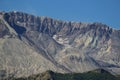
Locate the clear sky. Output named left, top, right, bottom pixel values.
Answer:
left=0, top=0, right=120, bottom=29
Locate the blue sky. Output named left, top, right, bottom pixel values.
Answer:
left=0, top=0, right=120, bottom=29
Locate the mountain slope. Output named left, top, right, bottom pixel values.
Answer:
left=0, top=11, right=120, bottom=78
left=0, top=12, right=65, bottom=78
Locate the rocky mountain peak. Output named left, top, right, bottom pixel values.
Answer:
left=3, top=11, right=114, bottom=37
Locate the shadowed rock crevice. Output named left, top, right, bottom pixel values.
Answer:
left=4, top=13, right=26, bottom=35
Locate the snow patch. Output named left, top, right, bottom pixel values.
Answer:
left=53, top=35, right=71, bottom=48
left=13, top=11, right=17, bottom=13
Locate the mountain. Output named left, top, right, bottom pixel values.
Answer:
left=0, top=11, right=120, bottom=78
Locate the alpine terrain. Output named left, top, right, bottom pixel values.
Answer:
left=0, top=11, right=120, bottom=78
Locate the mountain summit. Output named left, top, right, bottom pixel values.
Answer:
left=0, top=11, right=120, bottom=77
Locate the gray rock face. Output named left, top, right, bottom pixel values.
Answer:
left=0, top=11, right=120, bottom=77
